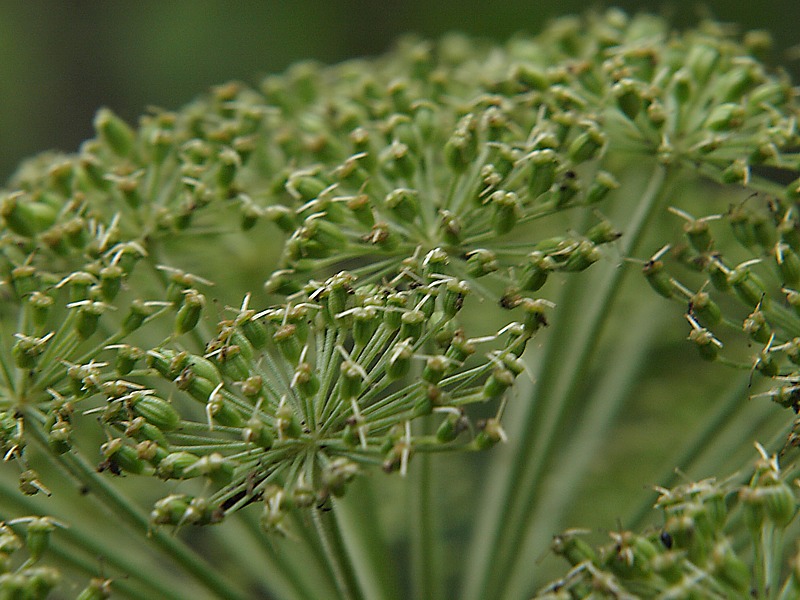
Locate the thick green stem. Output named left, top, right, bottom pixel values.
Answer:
left=463, top=162, right=670, bottom=600
left=311, top=506, right=367, bottom=600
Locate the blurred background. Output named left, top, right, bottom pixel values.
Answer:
left=1, top=0, right=798, bottom=184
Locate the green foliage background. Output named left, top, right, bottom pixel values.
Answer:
left=1, top=1, right=799, bottom=183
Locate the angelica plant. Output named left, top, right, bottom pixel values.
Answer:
left=1, top=8, right=799, bottom=599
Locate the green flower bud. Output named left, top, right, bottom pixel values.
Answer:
left=94, top=107, right=135, bottom=157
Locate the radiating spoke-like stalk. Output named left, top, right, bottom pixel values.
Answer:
left=464, top=163, right=670, bottom=600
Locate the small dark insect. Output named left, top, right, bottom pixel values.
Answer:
left=96, top=458, right=122, bottom=476
left=659, top=530, right=673, bottom=549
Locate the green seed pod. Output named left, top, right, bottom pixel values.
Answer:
left=612, top=78, right=642, bottom=120
left=445, top=331, right=475, bottom=365
left=384, top=188, right=419, bottom=221
left=473, top=418, right=505, bottom=450
left=689, top=292, right=721, bottom=326
left=688, top=327, right=720, bottom=361
left=707, top=258, right=731, bottom=291
left=10, top=265, right=39, bottom=299
left=121, top=299, right=154, bottom=334
left=276, top=403, right=302, bottom=439
left=157, top=451, right=201, bottom=480
left=101, top=439, right=146, bottom=475
left=752, top=213, right=778, bottom=251
left=217, top=147, right=241, bottom=189
left=466, top=249, right=498, bottom=278
left=346, top=194, right=375, bottom=228
left=114, top=345, right=143, bottom=376
left=727, top=205, right=757, bottom=248
left=441, top=279, right=469, bottom=318
left=710, top=543, right=749, bottom=593
left=207, top=391, right=245, bottom=428
left=130, top=394, right=179, bottom=431
left=27, top=292, right=53, bottom=329
left=721, top=159, right=749, bottom=185
left=704, top=102, right=744, bottom=131
left=686, top=43, right=720, bottom=85
left=728, top=264, right=766, bottom=307
left=48, top=420, right=71, bottom=455
left=188, top=453, right=234, bottom=486
left=561, top=240, right=601, bottom=272
left=12, top=335, right=49, bottom=370
left=150, top=494, right=212, bottom=526
left=386, top=339, right=413, bottom=380
left=551, top=531, right=597, bottom=567
left=482, top=367, right=516, bottom=400
left=263, top=205, right=298, bottom=234
left=444, top=115, right=478, bottom=172
left=243, top=416, right=274, bottom=449
left=351, top=306, right=379, bottom=347
left=340, top=361, right=364, bottom=400
left=127, top=420, right=168, bottom=448
left=585, top=218, right=621, bottom=245
left=527, top=149, right=558, bottom=198
left=273, top=324, right=302, bottom=366
left=567, top=127, right=605, bottom=163
left=74, top=301, right=105, bottom=339
left=381, top=141, right=416, bottom=179
left=94, top=107, right=135, bottom=156
left=743, top=309, right=771, bottom=344
left=76, top=577, right=113, bottom=600
left=490, top=191, right=520, bottom=235
left=1, top=192, right=58, bottom=237
left=399, top=310, right=425, bottom=342
left=175, top=289, right=205, bottom=334
left=293, top=362, right=320, bottom=398
left=651, top=234, right=681, bottom=275
left=436, top=410, right=468, bottom=443
left=322, top=458, right=358, bottom=498
left=96, top=265, right=124, bottom=302
left=24, top=518, right=57, bottom=562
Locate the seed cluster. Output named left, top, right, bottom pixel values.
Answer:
left=0, top=8, right=798, bottom=581
left=536, top=444, right=800, bottom=598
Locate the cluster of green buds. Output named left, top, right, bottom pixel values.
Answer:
left=642, top=187, right=800, bottom=418
left=0, top=2, right=798, bottom=562
left=0, top=516, right=110, bottom=599
left=535, top=443, right=800, bottom=599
